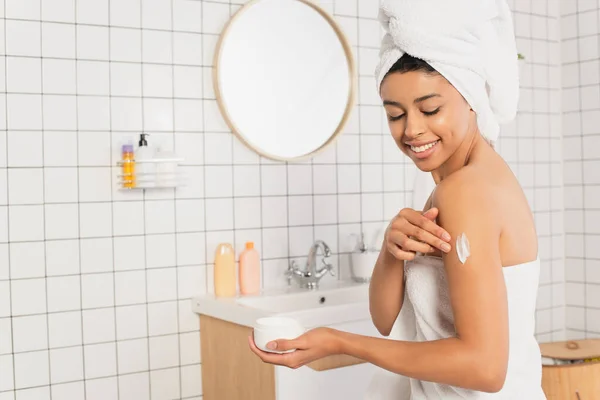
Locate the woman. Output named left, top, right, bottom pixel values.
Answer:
left=249, top=0, right=546, bottom=398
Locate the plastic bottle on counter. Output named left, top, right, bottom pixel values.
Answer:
left=239, top=241, right=260, bottom=295
left=214, top=243, right=236, bottom=297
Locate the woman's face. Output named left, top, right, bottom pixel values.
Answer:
left=380, top=70, right=476, bottom=172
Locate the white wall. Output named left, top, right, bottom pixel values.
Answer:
left=560, top=0, right=600, bottom=340
left=0, top=0, right=571, bottom=399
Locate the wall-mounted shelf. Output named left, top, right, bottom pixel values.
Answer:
left=117, top=156, right=185, bottom=190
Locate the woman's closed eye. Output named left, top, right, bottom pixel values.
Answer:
left=388, top=114, right=404, bottom=122
left=423, top=107, right=441, bottom=116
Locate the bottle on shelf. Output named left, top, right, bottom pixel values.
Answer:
left=121, top=143, right=135, bottom=189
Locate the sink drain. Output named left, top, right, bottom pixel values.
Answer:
left=319, top=297, right=326, bottom=304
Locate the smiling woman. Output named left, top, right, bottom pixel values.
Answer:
left=249, top=0, right=548, bottom=398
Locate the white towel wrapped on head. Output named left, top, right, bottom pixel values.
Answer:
left=375, top=0, right=519, bottom=143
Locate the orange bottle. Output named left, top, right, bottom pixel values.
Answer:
left=214, top=243, right=236, bottom=297
left=239, top=242, right=260, bottom=295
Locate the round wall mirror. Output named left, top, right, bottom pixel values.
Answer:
left=213, top=0, right=356, bottom=161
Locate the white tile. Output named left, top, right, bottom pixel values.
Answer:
left=0, top=318, right=11, bottom=355
left=177, top=232, right=205, bottom=266
left=118, top=372, right=150, bottom=400
left=203, top=100, right=228, bottom=132
left=173, top=0, right=202, bottom=32
left=41, top=22, right=75, bottom=58
left=42, top=95, right=77, bottom=130
left=234, top=197, right=261, bottom=229
left=8, top=169, right=43, bottom=206
left=286, top=165, right=311, bottom=195
left=6, top=21, right=41, bottom=57
left=14, top=350, right=49, bottom=389
left=260, top=165, right=287, bottom=196
left=0, top=282, right=10, bottom=317
left=9, top=205, right=44, bottom=242
left=174, top=199, right=204, bottom=233
left=86, top=377, right=118, bottom=400
left=52, top=381, right=85, bottom=400
left=115, top=270, right=146, bottom=306
left=174, top=133, right=203, bottom=166
left=110, top=62, right=142, bottom=96
left=335, top=16, right=357, bottom=47
left=44, top=168, right=78, bottom=204
left=77, top=0, right=108, bottom=25
left=584, top=160, right=600, bottom=184
left=314, top=195, right=337, bottom=225
left=0, top=244, right=7, bottom=279
left=42, top=0, right=75, bottom=23
left=112, top=202, right=144, bottom=237
left=142, top=29, right=172, bottom=64
left=179, top=331, right=200, bottom=365
left=49, top=346, right=83, bottom=384
left=580, top=35, right=599, bottom=61
left=44, top=203, right=78, bottom=240
left=177, top=265, right=206, bottom=299
left=181, top=364, right=202, bottom=398
left=110, top=0, right=140, bottom=28
left=146, top=233, right=176, bottom=268
left=234, top=165, right=260, bottom=197
left=80, top=237, right=113, bottom=274
left=260, top=196, right=287, bottom=228
left=145, top=200, right=175, bottom=234
left=147, top=268, right=177, bottom=302
left=338, top=193, right=361, bottom=223
left=84, top=343, right=117, bottom=379
left=77, top=25, right=109, bottom=61
left=81, top=273, right=114, bottom=309
left=143, top=98, right=173, bottom=132
left=205, top=198, right=234, bottom=231
left=205, top=166, right=233, bottom=198
left=587, top=308, right=600, bottom=334
left=7, top=94, right=42, bottom=130
left=338, top=164, right=360, bottom=193
left=9, top=242, right=45, bottom=279
left=313, top=165, right=337, bottom=195
left=289, top=226, right=313, bottom=258
left=149, top=334, right=179, bottom=369
left=80, top=204, right=112, bottom=239
left=261, top=227, right=288, bottom=259
left=143, top=64, right=173, bottom=98
left=148, top=301, right=178, bottom=336
left=202, top=2, right=229, bottom=34
left=173, top=32, right=203, bottom=66
left=6, top=57, right=41, bottom=93
left=79, top=167, right=111, bottom=202
left=0, top=208, right=7, bottom=244
left=43, top=132, right=77, bottom=167
left=6, top=0, right=39, bottom=19
left=114, top=236, right=145, bottom=271
left=0, top=355, right=14, bottom=391
left=77, top=60, right=110, bottom=95
left=79, top=132, right=111, bottom=167
left=45, top=240, right=79, bottom=277
left=204, top=134, right=233, bottom=167
left=150, top=368, right=180, bottom=400
left=358, top=18, right=379, bottom=48
left=360, top=135, right=383, bottom=163
left=582, top=110, right=600, bottom=135
left=288, top=196, right=312, bottom=227
left=110, top=28, right=142, bottom=62
left=335, top=0, right=356, bottom=16
left=174, top=99, right=204, bottom=132
left=116, top=304, right=147, bottom=340
left=12, top=315, right=47, bottom=352
left=48, top=311, right=82, bottom=348
left=78, top=96, right=110, bottom=130
left=110, top=98, right=143, bottom=132
left=581, top=86, right=600, bottom=110
left=142, top=0, right=172, bottom=30
left=362, top=164, right=383, bottom=192
left=117, top=339, right=149, bottom=374
left=83, top=308, right=115, bottom=344
left=337, top=135, right=360, bottom=163
left=47, top=275, right=80, bottom=312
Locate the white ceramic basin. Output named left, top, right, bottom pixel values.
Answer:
left=191, top=280, right=371, bottom=329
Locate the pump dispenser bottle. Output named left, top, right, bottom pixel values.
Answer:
left=135, top=133, right=154, bottom=185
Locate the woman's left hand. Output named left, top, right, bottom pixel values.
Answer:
left=248, top=327, right=342, bottom=369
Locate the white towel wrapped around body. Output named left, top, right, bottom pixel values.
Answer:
left=375, top=0, right=519, bottom=143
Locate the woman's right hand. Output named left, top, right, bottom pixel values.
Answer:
left=385, top=207, right=452, bottom=261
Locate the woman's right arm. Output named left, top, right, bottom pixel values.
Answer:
left=369, top=207, right=452, bottom=336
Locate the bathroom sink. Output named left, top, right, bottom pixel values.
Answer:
left=191, top=280, right=371, bottom=329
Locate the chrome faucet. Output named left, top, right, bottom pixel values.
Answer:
left=286, top=240, right=335, bottom=289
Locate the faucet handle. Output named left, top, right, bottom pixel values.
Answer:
left=322, top=259, right=335, bottom=276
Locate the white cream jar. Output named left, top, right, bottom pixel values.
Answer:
left=253, top=317, right=305, bottom=354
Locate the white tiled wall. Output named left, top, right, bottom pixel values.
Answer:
left=561, top=0, right=600, bottom=340
left=0, top=0, right=570, bottom=398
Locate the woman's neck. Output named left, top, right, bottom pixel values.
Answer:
left=431, top=130, right=484, bottom=184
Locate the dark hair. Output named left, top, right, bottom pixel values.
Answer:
left=386, top=53, right=437, bottom=77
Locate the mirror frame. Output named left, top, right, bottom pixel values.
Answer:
left=213, top=0, right=357, bottom=162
